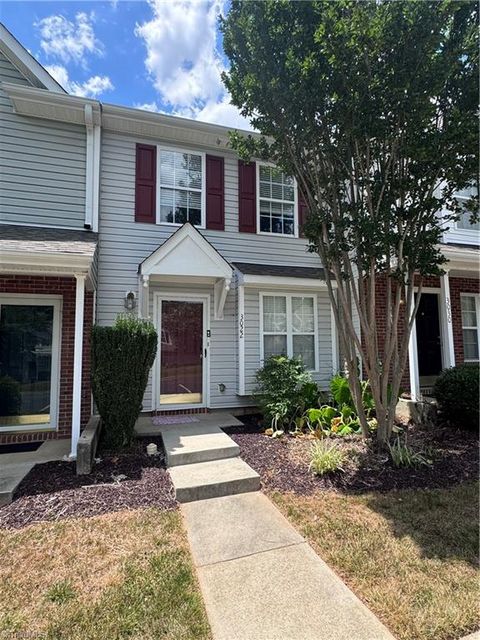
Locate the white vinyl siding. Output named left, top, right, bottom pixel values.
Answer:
left=461, top=294, right=480, bottom=362
left=0, top=52, right=87, bottom=229
left=96, top=132, right=329, bottom=409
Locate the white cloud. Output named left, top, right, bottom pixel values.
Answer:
left=36, top=12, right=102, bottom=67
left=46, top=64, right=113, bottom=98
left=135, top=0, right=253, bottom=130
left=135, top=101, right=161, bottom=112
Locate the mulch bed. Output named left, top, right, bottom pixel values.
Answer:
left=0, top=436, right=176, bottom=530
left=227, top=416, right=479, bottom=495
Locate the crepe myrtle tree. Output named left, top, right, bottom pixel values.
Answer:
left=221, top=0, right=479, bottom=445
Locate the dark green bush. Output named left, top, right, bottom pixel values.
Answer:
left=254, top=356, right=316, bottom=431
left=433, top=364, right=479, bottom=430
left=91, top=315, right=158, bottom=448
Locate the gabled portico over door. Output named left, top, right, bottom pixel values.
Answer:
left=138, top=223, right=233, bottom=411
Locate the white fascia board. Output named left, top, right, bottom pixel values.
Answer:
left=101, top=103, right=257, bottom=150
left=2, top=82, right=101, bottom=125
left=441, top=245, right=480, bottom=272
left=238, top=273, right=335, bottom=290
left=1, top=249, right=93, bottom=274
left=0, top=24, right=65, bottom=92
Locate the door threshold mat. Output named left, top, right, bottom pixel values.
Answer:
left=0, top=441, right=43, bottom=454
left=152, top=415, right=200, bottom=425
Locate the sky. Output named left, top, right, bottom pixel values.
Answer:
left=0, top=0, right=253, bottom=129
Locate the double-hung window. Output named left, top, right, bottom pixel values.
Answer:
left=461, top=294, right=480, bottom=362
left=158, top=148, right=204, bottom=226
left=455, top=186, right=479, bottom=232
left=258, top=164, right=297, bottom=236
left=261, top=293, right=318, bottom=370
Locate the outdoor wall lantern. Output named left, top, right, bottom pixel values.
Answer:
left=124, top=291, right=137, bottom=311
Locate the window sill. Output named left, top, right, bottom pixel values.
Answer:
left=256, top=230, right=298, bottom=239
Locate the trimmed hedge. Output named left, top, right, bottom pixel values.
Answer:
left=91, top=315, right=158, bottom=448
left=433, top=363, right=479, bottom=431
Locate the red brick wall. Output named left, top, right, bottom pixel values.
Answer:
left=372, top=275, right=479, bottom=393
left=0, top=275, right=94, bottom=444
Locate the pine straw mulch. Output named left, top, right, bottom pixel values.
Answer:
left=226, top=416, right=479, bottom=495
left=0, top=436, right=176, bottom=530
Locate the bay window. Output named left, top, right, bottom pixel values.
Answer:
left=261, top=293, right=318, bottom=370
left=258, top=164, right=297, bottom=236
left=158, top=148, right=204, bottom=226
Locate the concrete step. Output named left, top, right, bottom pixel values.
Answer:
left=161, top=422, right=240, bottom=467
left=0, top=462, right=34, bottom=507
left=169, top=457, right=261, bottom=503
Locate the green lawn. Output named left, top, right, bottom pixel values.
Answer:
left=0, top=508, right=211, bottom=640
left=272, top=482, right=479, bottom=640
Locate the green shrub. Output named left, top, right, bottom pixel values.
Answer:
left=433, top=364, right=479, bottom=430
left=91, top=315, right=158, bottom=449
left=0, top=375, right=21, bottom=416
left=388, top=435, right=433, bottom=468
left=309, top=440, right=346, bottom=476
left=254, top=356, right=314, bottom=431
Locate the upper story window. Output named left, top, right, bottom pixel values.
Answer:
left=258, top=164, right=297, bottom=236
left=454, top=185, right=479, bottom=232
left=159, top=148, right=204, bottom=227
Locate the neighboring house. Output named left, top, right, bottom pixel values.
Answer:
left=0, top=25, right=478, bottom=459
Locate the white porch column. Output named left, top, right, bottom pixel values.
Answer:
left=70, top=273, right=86, bottom=459
left=407, top=292, right=421, bottom=401
left=440, top=271, right=456, bottom=368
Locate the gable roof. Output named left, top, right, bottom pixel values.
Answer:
left=139, top=223, right=232, bottom=280
left=0, top=22, right=65, bottom=93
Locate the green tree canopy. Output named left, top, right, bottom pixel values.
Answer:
left=222, top=0, right=479, bottom=443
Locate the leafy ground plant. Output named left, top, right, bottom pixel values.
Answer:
left=309, top=440, right=346, bottom=476
left=388, top=435, right=433, bottom=468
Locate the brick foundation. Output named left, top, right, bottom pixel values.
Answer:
left=0, top=275, right=93, bottom=444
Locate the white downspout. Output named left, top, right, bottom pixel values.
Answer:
left=84, top=104, right=94, bottom=230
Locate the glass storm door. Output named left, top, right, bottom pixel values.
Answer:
left=160, top=300, right=204, bottom=406
left=0, top=301, right=58, bottom=428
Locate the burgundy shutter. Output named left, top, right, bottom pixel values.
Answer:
left=135, top=143, right=156, bottom=223
left=298, top=187, right=308, bottom=238
left=238, top=160, right=256, bottom=233
left=206, top=155, right=225, bottom=230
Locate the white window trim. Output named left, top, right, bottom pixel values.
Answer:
left=460, top=293, right=480, bottom=363
left=453, top=195, right=480, bottom=232
left=156, top=145, right=206, bottom=229
left=259, top=292, right=319, bottom=371
left=0, top=294, right=62, bottom=432
left=256, top=161, right=299, bottom=238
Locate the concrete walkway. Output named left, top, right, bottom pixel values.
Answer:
left=182, top=491, right=396, bottom=640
